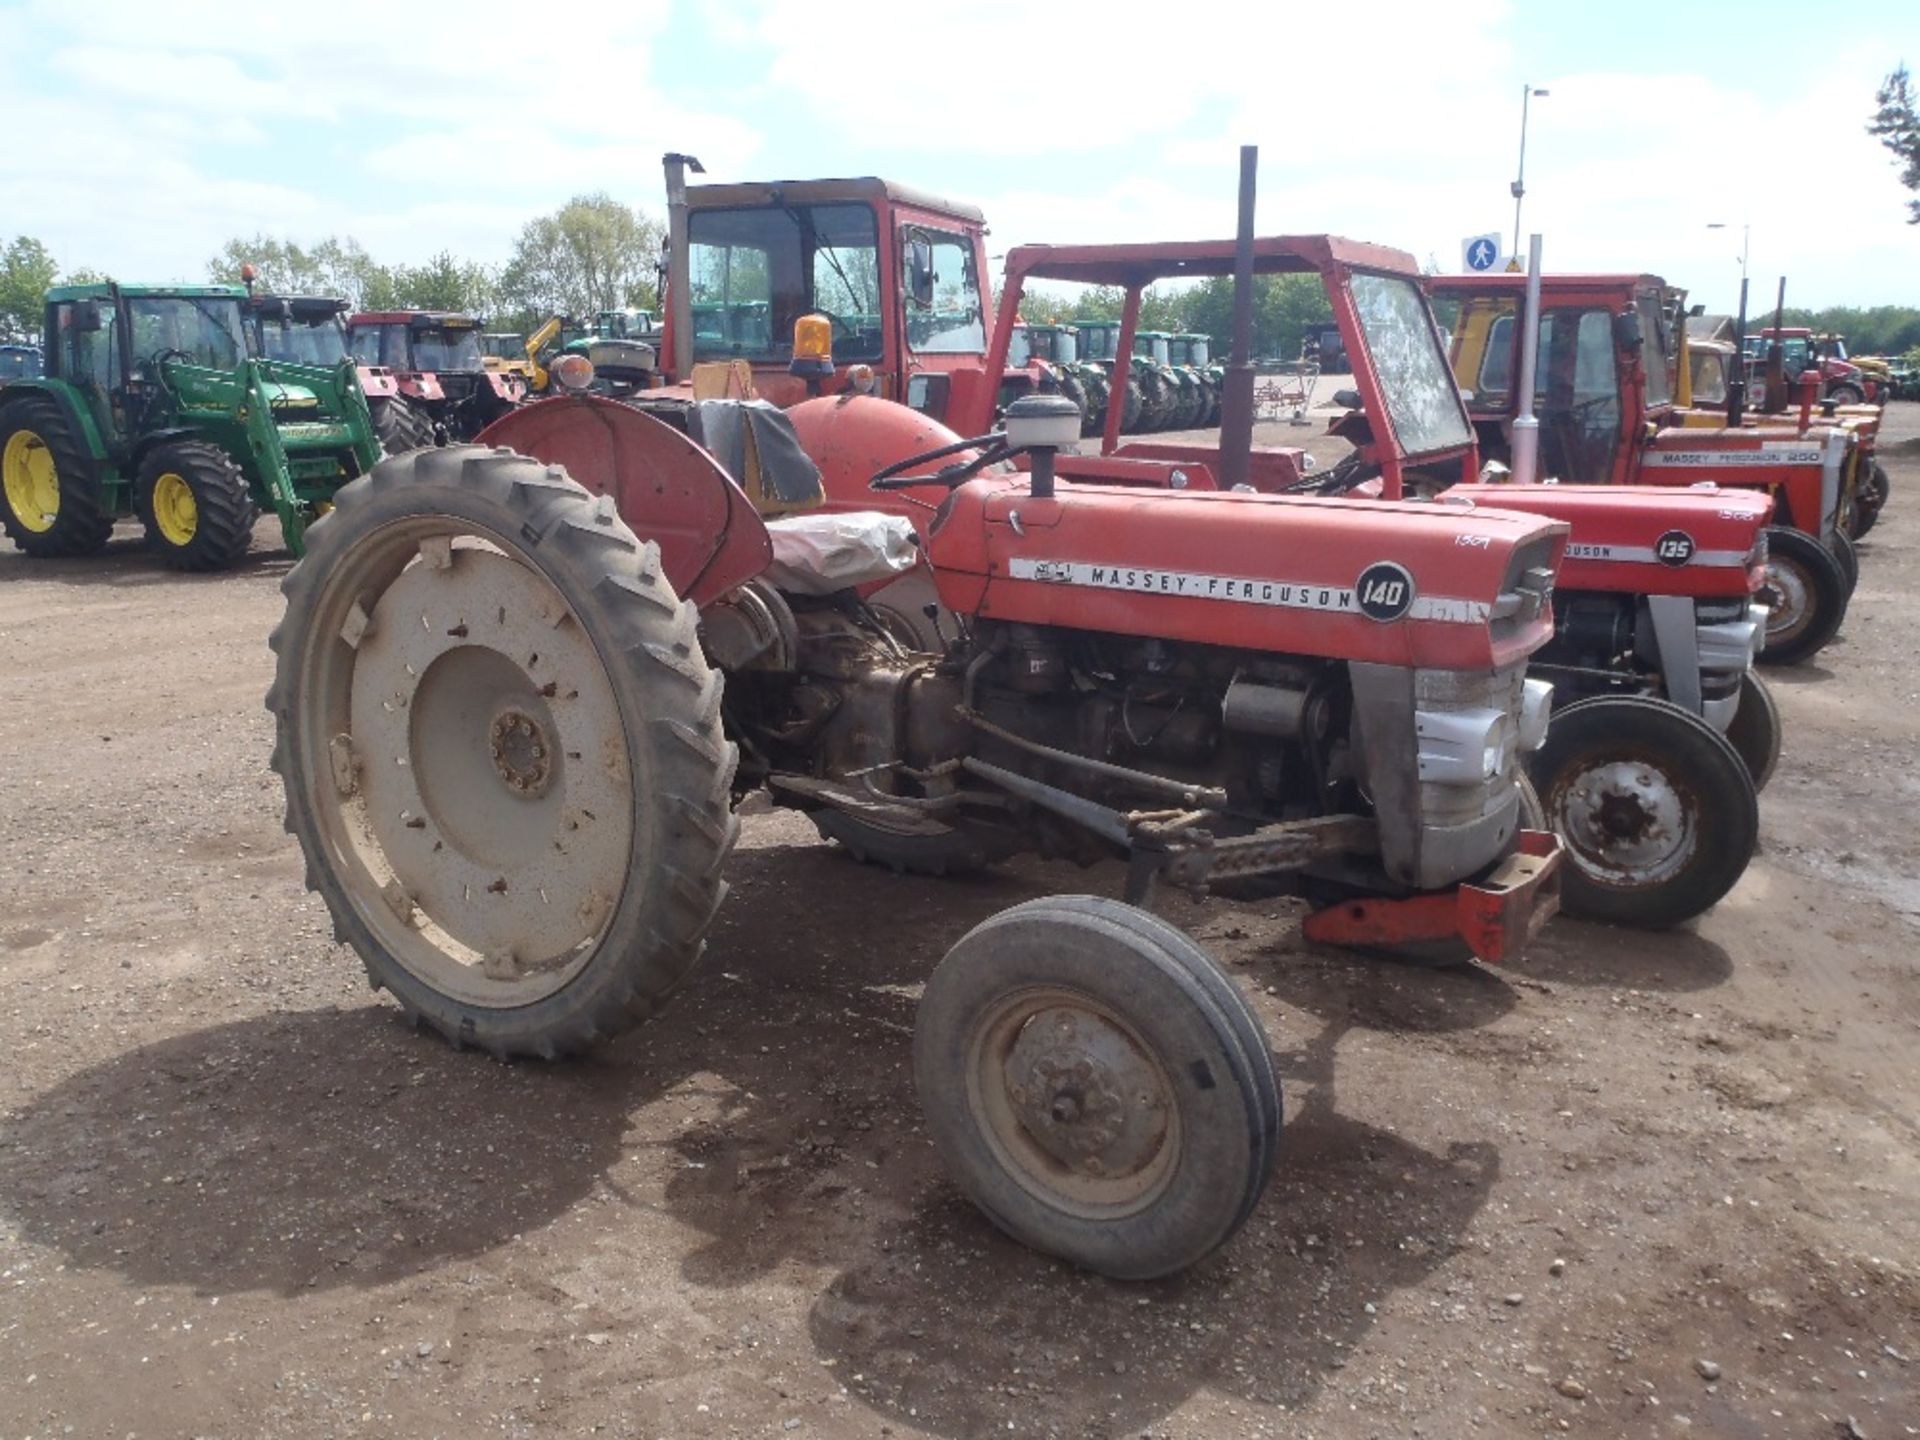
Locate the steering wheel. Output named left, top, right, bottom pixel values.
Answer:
left=150, top=347, right=193, bottom=369
left=869, top=432, right=1015, bottom=492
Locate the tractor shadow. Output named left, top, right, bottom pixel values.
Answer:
left=0, top=833, right=1499, bottom=1431
left=0, top=1003, right=648, bottom=1296
left=0, top=837, right=1048, bottom=1299
left=0, top=519, right=296, bottom=589
left=1519, top=917, right=1734, bottom=993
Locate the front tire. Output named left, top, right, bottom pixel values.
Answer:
left=0, top=393, right=113, bottom=558
left=1828, top=382, right=1865, bottom=406
left=138, top=440, right=257, bottom=571
left=1722, top=671, right=1782, bottom=793
left=267, top=444, right=739, bottom=1059
left=1528, top=694, right=1758, bottom=928
left=1758, top=525, right=1848, bottom=666
left=914, top=896, right=1278, bottom=1279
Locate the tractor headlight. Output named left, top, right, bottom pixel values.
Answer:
left=1518, top=678, right=1553, bottom=753
left=1413, top=706, right=1507, bottom=785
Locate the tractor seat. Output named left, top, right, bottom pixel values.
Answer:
left=687, top=399, right=824, bottom=516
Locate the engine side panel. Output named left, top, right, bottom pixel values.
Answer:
left=928, top=480, right=1565, bottom=672
left=1447, top=483, right=1770, bottom=599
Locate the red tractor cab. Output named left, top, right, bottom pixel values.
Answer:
left=1745, top=326, right=1871, bottom=406
left=658, top=172, right=1082, bottom=425
left=346, top=310, right=525, bottom=441
left=1432, top=272, right=1858, bottom=665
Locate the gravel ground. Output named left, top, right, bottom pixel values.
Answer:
left=2, top=406, right=1917, bottom=1439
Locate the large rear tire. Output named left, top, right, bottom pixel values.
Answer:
left=0, top=393, right=113, bottom=558
left=137, top=440, right=257, bottom=572
left=1758, top=525, right=1848, bottom=666
left=1528, top=694, right=1757, bottom=928
left=371, top=395, right=435, bottom=456
left=267, top=444, right=739, bottom=1059
left=914, top=896, right=1278, bottom=1279
left=1827, top=527, right=1859, bottom=593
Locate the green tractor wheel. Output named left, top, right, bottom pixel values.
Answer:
left=0, top=394, right=114, bottom=558
left=137, top=440, right=258, bottom=572
left=1136, top=367, right=1174, bottom=431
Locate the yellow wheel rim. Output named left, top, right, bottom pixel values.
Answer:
left=152, top=472, right=198, bottom=546
left=2, top=428, right=60, bottom=533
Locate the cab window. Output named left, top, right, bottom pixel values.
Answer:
left=59, top=304, right=120, bottom=392
left=904, top=230, right=985, bottom=355
left=686, top=202, right=880, bottom=362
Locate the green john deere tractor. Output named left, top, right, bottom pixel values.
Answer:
left=0, top=282, right=379, bottom=571
left=1167, top=333, right=1222, bottom=427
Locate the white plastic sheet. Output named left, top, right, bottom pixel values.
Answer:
left=763, top=512, right=919, bottom=595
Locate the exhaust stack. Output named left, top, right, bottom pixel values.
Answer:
left=663, top=152, right=706, bottom=380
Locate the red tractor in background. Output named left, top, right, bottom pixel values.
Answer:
left=1745, top=326, right=1874, bottom=405
left=804, top=235, right=1772, bottom=929
left=345, top=309, right=526, bottom=441
left=1431, top=272, right=1861, bottom=666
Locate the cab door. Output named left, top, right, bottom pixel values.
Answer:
left=1536, top=307, right=1621, bottom=484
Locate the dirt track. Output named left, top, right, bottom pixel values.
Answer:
left=2, top=412, right=1918, bottom=1439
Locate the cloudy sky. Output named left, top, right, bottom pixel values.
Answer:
left=1, top=0, right=1914, bottom=314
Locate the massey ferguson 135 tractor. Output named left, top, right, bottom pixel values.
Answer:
left=268, top=202, right=1572, bottom=1277
left=242, top=289, right=435, bottom=456
left=1, top=281, right=379, bottom=568
left=1432, top=272, right=1860, bottom=667
left=346, top=309, right=525, bottom=441
left=818, top=235, right=1775, bottom=928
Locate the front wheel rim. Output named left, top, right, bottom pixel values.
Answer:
left=1548, top=756, right=1698, bottom=890
left=151, top=472, right=198, bottom=545
left=3, top=429, right=59, bottom=532
left=1760, top=558, right=1813, bottom=648
left=965, top=985, right=1182, bottom=1218
left=296, top=519, right=637, bottom=1009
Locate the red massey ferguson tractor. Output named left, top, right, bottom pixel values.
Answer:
left=1431, top=272, right=1862, bottom=666
left=345, top=309, right=525, bottom=441
left=812, top=236, right=1776, bottom=928
left=265, top=275, right=1573, bottom=1278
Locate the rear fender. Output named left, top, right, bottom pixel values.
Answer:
left=476, top=394, right=771, bottom=607
left=357, top=365, right=399, bottom=400
left=0, top=377, right=113, bottom=465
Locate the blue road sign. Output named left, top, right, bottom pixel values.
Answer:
left=1463, top=234, right=1502, bottom=272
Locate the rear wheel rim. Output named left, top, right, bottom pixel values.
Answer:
left=2, top=428, right=59, bottom=532
left=1548, top=755, right=1697, bottom=891
left=151, top=472, right=198, bottom=545
left=298, top=520, right=636, bottom=1008
left=965, top=985, right=1182, bottom=1218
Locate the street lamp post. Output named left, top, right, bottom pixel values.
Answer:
left=1706, top=220, right=1751, bottom=284
left=1510, top=84, right=1549, bottom=260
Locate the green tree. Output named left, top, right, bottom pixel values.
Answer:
left=497, top=194, right=663, bottom=329
left=1182, top=273, right=1333, bottom=360
left=0, top=236, right=60, bottom=341
left=1869, top=63, right=1920, bottom=223
left=388, top=251, right=497, bottom=314
left=208, top=234, right=395, bottom=308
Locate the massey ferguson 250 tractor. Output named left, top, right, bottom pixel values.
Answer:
left=346, top=309, right=525, bottom=442
left=817, top=234, right=1773, bottom=929
left=1432, top=272, right=1861, bottom=667
left=267, top=182, right=1571, bottom=1278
